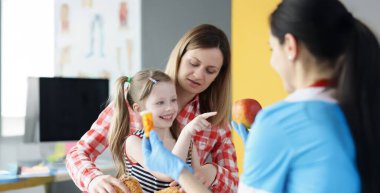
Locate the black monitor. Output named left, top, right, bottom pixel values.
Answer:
left=24, top=77, right=109, bottom=142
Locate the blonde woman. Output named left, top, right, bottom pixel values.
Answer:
left=66, top=24, right=238, bottom=193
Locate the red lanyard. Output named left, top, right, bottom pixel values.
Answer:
left=308, top=79, right=332, bottom=87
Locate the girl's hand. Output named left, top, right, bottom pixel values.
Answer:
left=88, top=174, right=130, bottom=193
left=183, top=112, right=217, bottom=136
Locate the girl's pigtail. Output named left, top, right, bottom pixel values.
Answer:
left=109, top=76, right=132, bottom=177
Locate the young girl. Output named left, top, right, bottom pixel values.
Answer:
left=109, top=70, right=215, bottom=193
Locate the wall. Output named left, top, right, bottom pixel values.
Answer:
left=341, top=0, right=380, bottom=39
left=141, top=0, right=231, bottom=70
left=231, top=0, right=283, bottom=174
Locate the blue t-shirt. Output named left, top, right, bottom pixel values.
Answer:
left=239, top=88, right=360, bottom=193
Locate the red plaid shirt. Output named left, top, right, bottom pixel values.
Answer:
left=66, top=96, right=239, bottom=193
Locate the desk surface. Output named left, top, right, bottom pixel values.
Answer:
left=0, top=164, right=115, bottom=191
left=0, top=176, right=54, bottom=191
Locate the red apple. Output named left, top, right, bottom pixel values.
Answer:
left=232, top=98, right=262, bottom=128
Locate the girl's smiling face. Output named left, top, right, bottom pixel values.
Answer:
left=143, top=81, right=178, bottom=130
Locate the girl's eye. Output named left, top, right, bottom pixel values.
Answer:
left=171, top=98, right=177, bottom=103
left=156, top=101, right=164, bottom=105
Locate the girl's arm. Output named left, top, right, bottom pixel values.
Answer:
left=171, top=128, right=193, bottom=161
left=172, top=112, right=217, bottom=161
left=191, top=144, right=201, bottom=171
left=125, top=135, right=173, bottom=182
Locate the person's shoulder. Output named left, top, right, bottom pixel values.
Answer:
left=255, top=101, right=294, bottom=122
left=126, top=130, right=144, bottom=147
left=300, top=100, right=341, bottom=114
left=133, top=129, right=145, bottom=136
left=253, top=100, right=316, bottom=133
left=258, top=100, right=340, bottom=121
left=254, top=100, right=344, bottom=141
left=127, top=129, right=144, bottom=140
left=249, top=101, right=291, bottom=138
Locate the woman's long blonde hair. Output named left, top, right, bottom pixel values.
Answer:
left=108, top=70, right=179, bottom=177
left=165, top=24, right=232, bottom=126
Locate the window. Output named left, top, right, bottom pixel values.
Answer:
left=1, top=0, right=54, bottom=136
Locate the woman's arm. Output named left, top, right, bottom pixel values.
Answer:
left=193, top=124, right=239, bottom=193
left=66, top=103, right=114, bottom=191
left=66, top=102, right=138, bottom=192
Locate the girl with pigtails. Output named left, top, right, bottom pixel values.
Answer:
left=109, top=70, right=215, bottom=193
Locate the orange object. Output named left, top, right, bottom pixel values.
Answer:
left=140, top=111, right=154, bottom=138
left=232, top=98, right=262, bottom=128
left=115, top=175, right=143, bottom=193
left=155, top=186, right=181, bottom=193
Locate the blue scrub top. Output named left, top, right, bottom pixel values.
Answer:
left=239, top=88, right=360, bottom=193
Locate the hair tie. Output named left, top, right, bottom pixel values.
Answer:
left=127, top=76, right=132, bottom=83
left=124, top=76, right=132, bottom=93
left=124, top=76, right=132, bottom=87
left=148, top=77, right=158, bottom=84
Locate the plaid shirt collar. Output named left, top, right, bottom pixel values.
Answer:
left=176, top=95, right=200, bottom=127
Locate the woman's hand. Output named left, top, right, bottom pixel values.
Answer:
left=182, top=112, right=217, bottom=136
left=88, top=174, right=130, bottom=193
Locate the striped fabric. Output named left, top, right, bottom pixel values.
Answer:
left=124, top=130, right=192, bottom=193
